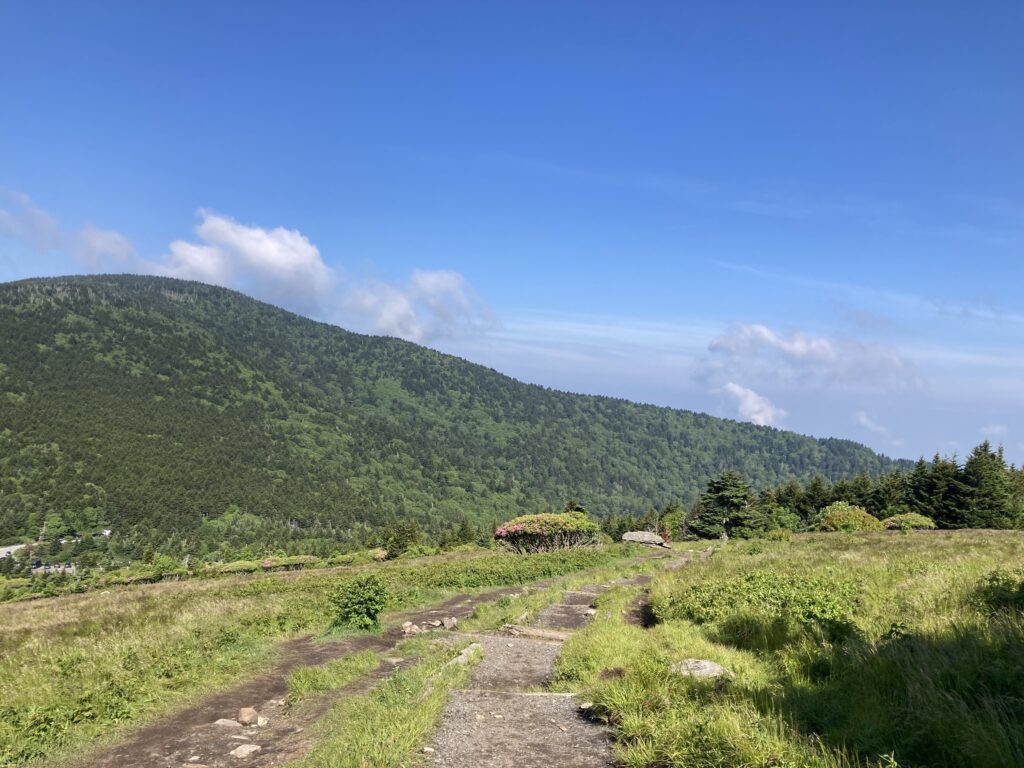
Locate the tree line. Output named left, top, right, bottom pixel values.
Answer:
left=602, top=440, right=1024, bottom=540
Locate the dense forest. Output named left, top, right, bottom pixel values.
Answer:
left=0, top=275, right=906, bottom=561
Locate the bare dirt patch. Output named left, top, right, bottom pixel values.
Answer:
left=463, top=635, right=562, bottom=691
left=427, top=690, right=612, bottom=768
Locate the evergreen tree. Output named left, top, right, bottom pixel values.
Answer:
left=963, top=442, right=1014, bottom=528
left=689, top=470, right=761, bottom=539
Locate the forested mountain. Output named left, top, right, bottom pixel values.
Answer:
left=0, top=275, right=906, bottom=556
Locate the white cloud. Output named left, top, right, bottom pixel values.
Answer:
left=981, top=424, right=1008, bottom=438
left=0, top=190, right=66, bottom=252
left=705, top=322, right=924, bottom=391
left=343, top=268, right=494, bottom=342
left=722, top=382, right=786, bottom=426
left=153, top=210, right=335, bottom=313
left=855, top=410, right=890, bottom=435
left=76, top=224, right=137, bottom=264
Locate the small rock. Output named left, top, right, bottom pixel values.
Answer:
left=256, top=716, right=269, bottom=727
left=385, top=657, right=405, bottom=664
left=515, top=611, right=529, bottom=622
left=402, top=621, right=413, bottom=629
left=188, top=758, right=201, bottom=763
left=442, top=616, right=458, bottom=630
left=428, top=619, right=443, bottom=627
left=214, top=718, right=243, bottom=728
left=670, top=658, right=735, bottom=680
left=237, top=707, right=258, bottom=726
left=578, top=701, right=595, bottom=711
left=228, top=734, right=251, bottom=741
left=584, top=608, right=597, bottom=616
left=423, top=746, right=435, bottom=753
left=229, top=744, right=262, bottom=759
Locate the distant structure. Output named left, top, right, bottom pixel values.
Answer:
left=0, top=544, right=26, bottom=559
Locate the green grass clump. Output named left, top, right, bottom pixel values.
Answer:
left=559, top=531, right=1024, bottom=768
left=288, top=637, right=479, bottom=768
left=286, top=651, right=380, bottom=705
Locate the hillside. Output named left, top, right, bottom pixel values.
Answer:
left=0, top=275, right=904, bottom=554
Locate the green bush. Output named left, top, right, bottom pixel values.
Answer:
left=812, top=502, right=884, bottom=532
left=882, top=512, right=937, bottom=530
left=329, top=574, right=390, bottom=630
left=494, top=512, right=601, bottom=553
left=972, top=567, right=1024, bottom=612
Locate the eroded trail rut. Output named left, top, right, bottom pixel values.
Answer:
left=426, top=576, right=646, bottom=768
left=75, top=585, right=531, bottom=768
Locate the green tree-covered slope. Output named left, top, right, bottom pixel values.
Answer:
left=0, top=275, right=905, bottom=552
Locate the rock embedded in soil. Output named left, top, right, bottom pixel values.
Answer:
left=229, top=744, right=262, bottom=759
left=237, top=707, right=258, bottom=725
left=214, top=718, right=243, bottom=728
left=670, top=659, right=735, bottom=680
left=622, top=531, right=668, bottom=547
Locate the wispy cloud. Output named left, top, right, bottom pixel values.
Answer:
left=854, top=411, right=904, bottom=447
left=1, top=189, right=98, bottom=256
left=723, top=382, right=786, bottom=426
left=703, top=322, right=925, bottom=392
left=343, top=269, right=494, bottom=342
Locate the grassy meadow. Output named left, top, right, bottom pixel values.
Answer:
left=0, top=546, right=630, bottom=768
left=555, top=531, right=1024, bottom=768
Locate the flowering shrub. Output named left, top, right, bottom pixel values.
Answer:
left=882, top=513, right=937, bottom=530
left=494, top=511, right=601, bottom=553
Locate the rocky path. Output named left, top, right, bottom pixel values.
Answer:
left=73, top=585, right=537, bottom=768
left=426, top=577, right=648, bottom=768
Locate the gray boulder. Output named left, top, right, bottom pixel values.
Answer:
left=622, top=531, right=668, bottom=547
left=670, top=658, right=735, bottom=680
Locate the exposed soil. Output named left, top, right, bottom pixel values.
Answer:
left=427, top=560, right=691, bottom=768
left=461, top=634, right=562, bottom=691
left=428, top=691, right=612, bottom=768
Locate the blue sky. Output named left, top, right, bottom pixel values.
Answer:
left=2, top=1, right=1022, bottom=464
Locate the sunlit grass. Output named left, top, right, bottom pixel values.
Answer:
left=556, top=531, right=1024, bottom=768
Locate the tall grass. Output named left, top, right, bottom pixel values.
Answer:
left=557, top=531, right=1024, bottom=768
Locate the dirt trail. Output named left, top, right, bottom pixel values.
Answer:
left=73, top=585, right=532, bottom=768
left=426, top=567, right=679, bottom=768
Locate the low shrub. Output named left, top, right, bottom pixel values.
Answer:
left=882, top=512, right=937, bottom=530
left=494, top=512, right=601, bottom=553
left=812, top=502, right=884, bottom=532
left=653, top=570, right=860, bottom=642
left=329, top=574, right=390, bottom=630
left=972, top=567, right=1024, bottom=612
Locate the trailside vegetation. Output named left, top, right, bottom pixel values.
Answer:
left=494, top=511, right=601, bottom=553
left=556, top=531, right=1024, bottom=768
